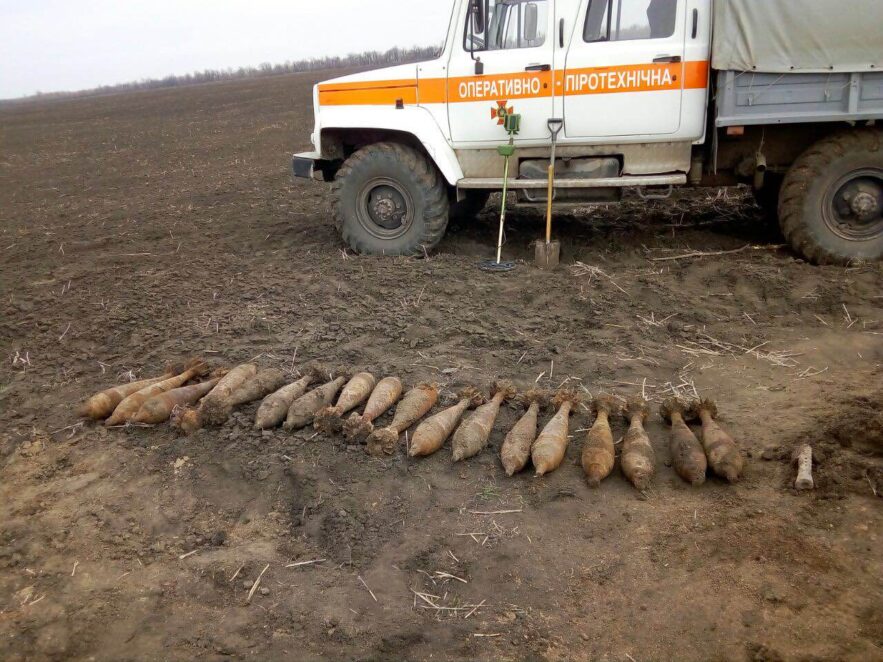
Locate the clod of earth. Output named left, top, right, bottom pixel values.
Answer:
left=533, top=390, right=581, bottom=477
left=104, top=359, right=209, bottom=427
left=254, top=370, right=318, bottom=430
left=198, top=363, right=258, bottom=426
left=451, top=382, right=516, bottom=463
left=343, top=376, right=403, bottom=443
left=661, top=398, right=707, bottom=487
left=366, top=383, right=438, bottom=456
left=500, top=390, right=547, bottom=476
left=691, top=399, right=744, bottom=483
left=78, top=369, right=175, bottom=420
left=132, top=377, right=222, bottom=425
left=314, top=372, right=377, bottom=434
left=793, top=444, right=815, bottom=490
left=582, top=395, right=621, bottom=487
left=620, top=398, right=655, bottom=491
left=284, top=374, right=348, bottom=431
left=409, top=387, right=484, bottom=458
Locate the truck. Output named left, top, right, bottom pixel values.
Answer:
left=292, top=0, right=883, bottom=265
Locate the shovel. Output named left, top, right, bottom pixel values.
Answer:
left=535, top=118, right=563, bottom=270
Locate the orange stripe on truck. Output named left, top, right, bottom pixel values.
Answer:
left=563, top=60, right=708, bottom=96
left=319, top=79, right=417, bottom=106
left=318, top=61, right=709, bottom=107
left=433, top=70, right=555, bottom=104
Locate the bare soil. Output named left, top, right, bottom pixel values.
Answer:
left=1, top=70, right=881, bottom=662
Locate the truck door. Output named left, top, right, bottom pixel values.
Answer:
left=562, top=0, right=691, bottom=139
left=447, top=0, right=557, bottom=146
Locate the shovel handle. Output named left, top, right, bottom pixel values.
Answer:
left=545, top=163, right=554, bottom=244
left=545, top=119, right=563, bottom=245
left=547, top=118, right=564, bottom=139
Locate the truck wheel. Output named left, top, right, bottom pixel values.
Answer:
left=779, top=129, right=883, bottom=265
left=332, top=142, right=449, bottom=256
left=450, top=191, right=491, bottom=222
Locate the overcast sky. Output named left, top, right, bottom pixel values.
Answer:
left=0, top=0, right=455, bottom=99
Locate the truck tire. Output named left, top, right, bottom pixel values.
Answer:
left=779, top=129, right=883, bottom=265
left=332, top=142, right=449, bottom=256
left=450, top=191, right=490, bottom=222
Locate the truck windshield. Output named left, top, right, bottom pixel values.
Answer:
left=465, top=0, right=549, bottom=51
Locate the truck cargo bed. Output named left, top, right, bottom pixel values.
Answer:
left=715, top=70, right=883, bottom=127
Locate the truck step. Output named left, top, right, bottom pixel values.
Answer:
left=512, top=201, right=620, bottom=209
left=458, top=173, right=687, bottom=190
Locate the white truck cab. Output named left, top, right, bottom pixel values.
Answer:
left=293, top=0, right=883, bottom=265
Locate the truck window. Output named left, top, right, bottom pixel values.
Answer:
left=465, top=0, right=549, bottom=52
left=583, top=0, right=676, bottom=42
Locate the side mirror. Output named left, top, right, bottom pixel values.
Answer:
left=468, top=0, right=485, bottom=71
left=470, top=0, right=486, bottom=34
left=524, top=3, right=539, bottom=42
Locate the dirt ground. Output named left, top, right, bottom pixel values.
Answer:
left=1, top=69, right=881, bottom=662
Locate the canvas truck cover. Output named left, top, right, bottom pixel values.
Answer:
left=712, top=0, right=883, bottom=73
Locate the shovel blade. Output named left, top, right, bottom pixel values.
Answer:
left=534, top=240, right=560, bottom=270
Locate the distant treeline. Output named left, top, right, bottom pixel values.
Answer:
left=16, top=45, right=441, bottom=102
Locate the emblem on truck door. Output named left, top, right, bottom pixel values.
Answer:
left=492, top=101, right=522, bottom=135
left=491, top=101, right=514, bottom=125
